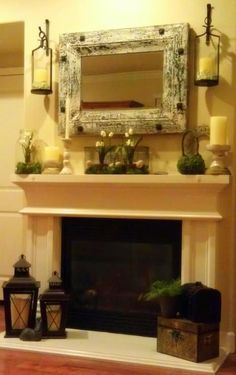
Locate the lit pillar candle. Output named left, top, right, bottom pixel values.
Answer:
left=210, top=116, right=228, bottom=145
left=199, top=57, right=215, bottom=78
left=65, top=97, right=70, bottom=139
left=44, top=146, right=60, bottom=162
left=34, top=68, right=48, bottom=84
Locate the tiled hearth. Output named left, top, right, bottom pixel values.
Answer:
left=9, top=173, right=231, bottom=372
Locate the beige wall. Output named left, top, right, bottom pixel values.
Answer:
left=0, top=0, right=236, bottom=338
left=0, top=69, right=25, bottom=298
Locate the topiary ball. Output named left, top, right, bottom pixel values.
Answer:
left=177, top=154, right=205, bottom=175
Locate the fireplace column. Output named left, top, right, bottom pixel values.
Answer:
left=25, top=215, right=61, bottom=292
left=182, top=220, right=218, bottom=287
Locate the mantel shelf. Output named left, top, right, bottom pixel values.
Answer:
left=11, top=173, right=230, bottom=190
left=11, top=173, right=230, bottom=220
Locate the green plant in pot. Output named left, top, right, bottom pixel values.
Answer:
left=143, top=278, right=183, bottom=318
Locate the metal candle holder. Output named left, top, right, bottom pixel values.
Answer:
left=206, top=144, right=231, bottom=175
left=60, top=138, right=73, bottom=175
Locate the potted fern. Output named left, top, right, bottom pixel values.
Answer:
left=143, top=278, right=183, bottom=318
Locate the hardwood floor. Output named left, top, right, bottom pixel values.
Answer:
left=0, top=306, right=235, bottom=374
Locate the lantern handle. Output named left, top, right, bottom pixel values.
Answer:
left=203, top=3, right=213, bottom=44
left=38, top=19, right=50, bottom=55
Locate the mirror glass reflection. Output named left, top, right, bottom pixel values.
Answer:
left=81, top=51, right=163, bottom=110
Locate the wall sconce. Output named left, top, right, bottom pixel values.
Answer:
left=2, top=255, right=40, bottom=337
left=194, top=3, right=220, bottom=87
left=39, top=271, right=69, bottom=338
left=31, top=19, right=52, bottom=95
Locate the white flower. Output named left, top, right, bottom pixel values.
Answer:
left=128, top=128, right=133, bottom=135
left=125, top=132, right=129, bottom=138
left=126, top=139, right=131, bottom=146
left=24, top=130, right=32, bottom=137
left=19, top=139, right=27, bottom=146
left=96, top=141, right=104, bottom=147
left=108, top=132, right=114, bottom=138
left=100, top=130, right=106, bottom=138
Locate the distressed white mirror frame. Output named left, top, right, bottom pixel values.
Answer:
left=59, top=23, right=189, bottom=136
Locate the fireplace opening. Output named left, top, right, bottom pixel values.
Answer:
left=61, top=217, right=182, bottom=337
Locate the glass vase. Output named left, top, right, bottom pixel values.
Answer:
left=15, top=129, right=42, bottom=174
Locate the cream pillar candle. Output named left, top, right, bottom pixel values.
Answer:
left=65, top=97, right=70, bottom=139
left=34, top=68, right=48, bottom=83
left=210, top=116, right=228, bottom=145
left=199, top=57, right=214, bottom=78
left=44, top=146, right=60, bottom=162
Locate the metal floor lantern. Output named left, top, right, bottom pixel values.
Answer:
left=2, top=255, right=40, bottom=338
left=39, top=271, right=69, bottom=338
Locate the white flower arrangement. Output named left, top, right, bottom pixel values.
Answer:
left=19, top=130, right=35, bottom=164
left=123, top=128, right=142, bottom=165
left=15, top=129, right=42, bottom=174
left=95, top=130, right=115, bottom=165
left=85, top=128, right=148, bottom=174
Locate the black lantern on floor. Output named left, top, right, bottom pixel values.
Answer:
left=2, top=255, right=40, bottom=338
left=194, top=3, right=220, bottom=87
left=31, top=19, right=52, bottom=95
left=39, top=271, right=69, bottom=338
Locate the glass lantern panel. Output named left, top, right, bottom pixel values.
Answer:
left=10, top=293, right=31, bottom=329
left=195, top=35, right=218, bottom=82
left=32, top=48, right=51, bottom=91
left=46, top=304, right=62, bottom=331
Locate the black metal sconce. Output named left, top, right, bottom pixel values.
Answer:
left=194, top=3, right=220, bottom=87
left=2, top=255, right=40, bottom=337
left=31, top=19, right=53, bottom=95
left=39, top=271, right=69, bottom=338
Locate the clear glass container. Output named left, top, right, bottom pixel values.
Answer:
left=15, top=129, right=42, bottom=174
left=31, top=47, right=52, bottom=94
left=84, top=146, right=149, bottom=174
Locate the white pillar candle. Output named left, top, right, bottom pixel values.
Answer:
left=34, top=68, right=48, bottom=83
left=199, top=57, right=215, bottom=78
left=44, top=146, right=60, bottom=162
left=65, top=97, right=70, bottom=139
left=210, top=116, right=228, bottom=145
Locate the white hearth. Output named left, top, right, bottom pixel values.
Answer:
left=10, top=173, right=231, bottom=372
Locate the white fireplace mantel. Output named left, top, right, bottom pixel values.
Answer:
left=9, top=173, right=234, bottom=370
left=12, top=173, right=230, bottom=220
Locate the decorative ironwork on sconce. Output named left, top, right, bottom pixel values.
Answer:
left=31, top=19, right=53, bottom=95
left=194, top=3, right=220, bottom=87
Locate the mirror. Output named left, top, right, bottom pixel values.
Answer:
left=59, top=23, right=189, bottom=136
left=81, top=51, right=163, bottom=109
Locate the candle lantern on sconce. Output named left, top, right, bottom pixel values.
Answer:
left=39, top=271, right=69, bottom=338
left=2, top=255, right=40, bottom=338
left=31, top=19, right=52, bottom=95
left=194, top=3, right=220, bottom=87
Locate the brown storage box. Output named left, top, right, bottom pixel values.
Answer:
left=157, top=317, right=219, bottom=362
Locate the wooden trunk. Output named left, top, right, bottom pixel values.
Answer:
left=157, top=317, right=220, bottom=362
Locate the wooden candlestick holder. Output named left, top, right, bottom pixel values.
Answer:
left=60, top=138, right=73, bottom=175
left=206, top=144, right=231, bottom=175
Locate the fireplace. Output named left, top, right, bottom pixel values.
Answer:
left=11, top=173, right=233, bottom=364
left=61, top=217, right=182, bottom=337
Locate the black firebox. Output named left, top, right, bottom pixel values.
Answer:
left=61, top=217, right=182, bottom=337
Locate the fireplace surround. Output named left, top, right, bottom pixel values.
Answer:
left=9, top=173, right=232, bottom=371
